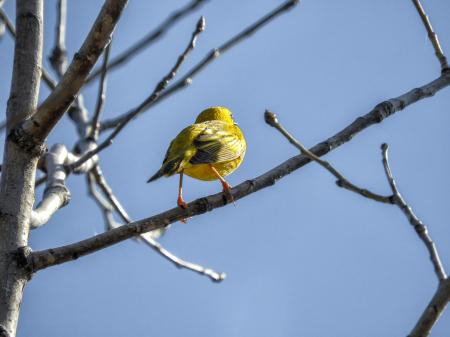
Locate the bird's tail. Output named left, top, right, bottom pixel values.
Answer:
left=147, top=158, right=182, bottom=183
left=147, top=170, right=164, bottom=183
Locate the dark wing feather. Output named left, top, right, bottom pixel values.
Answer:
left=147, top=140, right=180, bottom=182
left=190, top=125, right=243, bottom=164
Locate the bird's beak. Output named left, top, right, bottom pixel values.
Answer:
left=234, top=122, right=239, bottom=126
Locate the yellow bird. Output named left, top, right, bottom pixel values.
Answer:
left=147, top=106, right=246, bottom=209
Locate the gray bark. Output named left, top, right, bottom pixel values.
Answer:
left=0, top=1, right=43, bottom=337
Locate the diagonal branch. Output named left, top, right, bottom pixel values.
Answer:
left=409, top=277, right=450, bottom=337
left=88, top=165, right=225, bottom=282
left=139, top=233, right=226, bottom=282
left=28, top=71, right=450, bottom=272
left=266, top=111, right=449, bottom=336
left=0, top=0, right=5, bottom=40
left=18, top=0, right=128, bottom=144
left=86, top=0, right=208, bottom=83
left=100, top=0, right=300, bottom=131
left=411, top=0, right=449, bottom=73
left=66, top=16, right=205, bottom=172
left=266, top=110, right=446, bottom=283
left=264, top=110, right=392, bottom=203
left=381, top=144, right=446, bottom=282
left=0, top=6, right=14, bottom=39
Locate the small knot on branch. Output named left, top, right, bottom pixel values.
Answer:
left=197, top=16, right=206, bottom=32
left=0, top=325, right=11, bottom=337
left=373, top=101, right=394, bottom=122
left=264, top=110, right=278, bottom=127
left=211, top=48, right=220, bottom=58
left=15, top=246, right=34, bottom=278
left=210, top=271, right=226, bottom=283
left=442, top=66, right=450, bottom=75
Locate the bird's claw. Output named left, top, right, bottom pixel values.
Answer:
left=221, top=182, right=235, bottom=205
left=177, top=196, right=189, bottom=222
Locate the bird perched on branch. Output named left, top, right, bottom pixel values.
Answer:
left=147, top=106, right=246, bottom=210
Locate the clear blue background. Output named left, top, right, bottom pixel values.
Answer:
left=1, top=0, right=450, bottom=336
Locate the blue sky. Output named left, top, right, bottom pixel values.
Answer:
left=1, top=0, right=450, bottom=336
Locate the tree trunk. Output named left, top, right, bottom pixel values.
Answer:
left=0, top=1, right=43, bottom=336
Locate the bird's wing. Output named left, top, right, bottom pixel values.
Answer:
left=190, top=122, right=244, bottom=164
left=155, top=124, right=205, bottom=177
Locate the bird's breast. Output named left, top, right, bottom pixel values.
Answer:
left=183, top=157, right=244, bottom=181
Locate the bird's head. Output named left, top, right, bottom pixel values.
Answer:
left=195, top=106, right=235, bottom=125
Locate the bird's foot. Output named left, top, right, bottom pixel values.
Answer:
left=177, top=195, right=189, bottom=223
left=221, top=181, right=235, bottom=205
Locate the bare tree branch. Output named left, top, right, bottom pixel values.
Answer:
left=139, top=232, right=226, bottom=282
left=90, top=164, right=225, bottom=282
left=266, top=110, right=447, bottom=283
left=89, top=42, right=112, bottom=140
left=265, top=110, right=449, bottom=335
left=100, top=0, right=300, bottom=131
left=18, top=0, right=128, bottom=144
left=30, top=144, right=70, bottom=229
left=66, top=16, right=206, bottom=172
left=381, top=144, right=446, bottom=282
left=264, top=110, right=392, bottom=203
left=90, top=165, right=130, bottom=223
left=409, top=277, right=450, bottom=337
left=411, top=0, right=449, bottom=73
left=88, top=165, right=226, bottom=282
left=28, top=72, right=450, bottom=272
left=49, top=0, right=67, bottom=76
left=30, top=140, right=99, bottom=230
left=87, top=0, right=208, bottom=83
left=0, top=0, right=5, bottom=40
left=0, top=6, right=13, bottom=39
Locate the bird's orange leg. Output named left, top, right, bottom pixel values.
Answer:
left=209, top=165, right=235, bottom=204
left=177, top=172, right=188, bottom=223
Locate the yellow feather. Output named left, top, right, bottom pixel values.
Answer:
left=148, top=106, right=246, bottom=182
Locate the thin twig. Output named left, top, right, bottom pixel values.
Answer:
left=264, top=110, right=392, bottom=203
left=35, top=174, right=47, bottom=188
left=0, top=7, right=14, bottom=38
left=266, top=109, right=449, bottom=334
left=49, top=0, right=68, bottom=76
left=89, top=41, right=112, bottom=140
left=411, top=0, right=449, bottom=73
left=100, top=0, right=300, bottom=131
left=0, top=0, right=5, bottom=39
left=266, top=109, right=446, bottom=282
left=86, top=0, right=208, bottom=83
left=380, top=144, right=446, bottom=282
left=139, top=232, right=226, bottom=282
left=91, top=165, right=131, bottom=223
left=67, top=16, right=206, bottom=172
left=28, top=72, right=450, bottom=271
left=89, top=165, right=225, bottom=282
